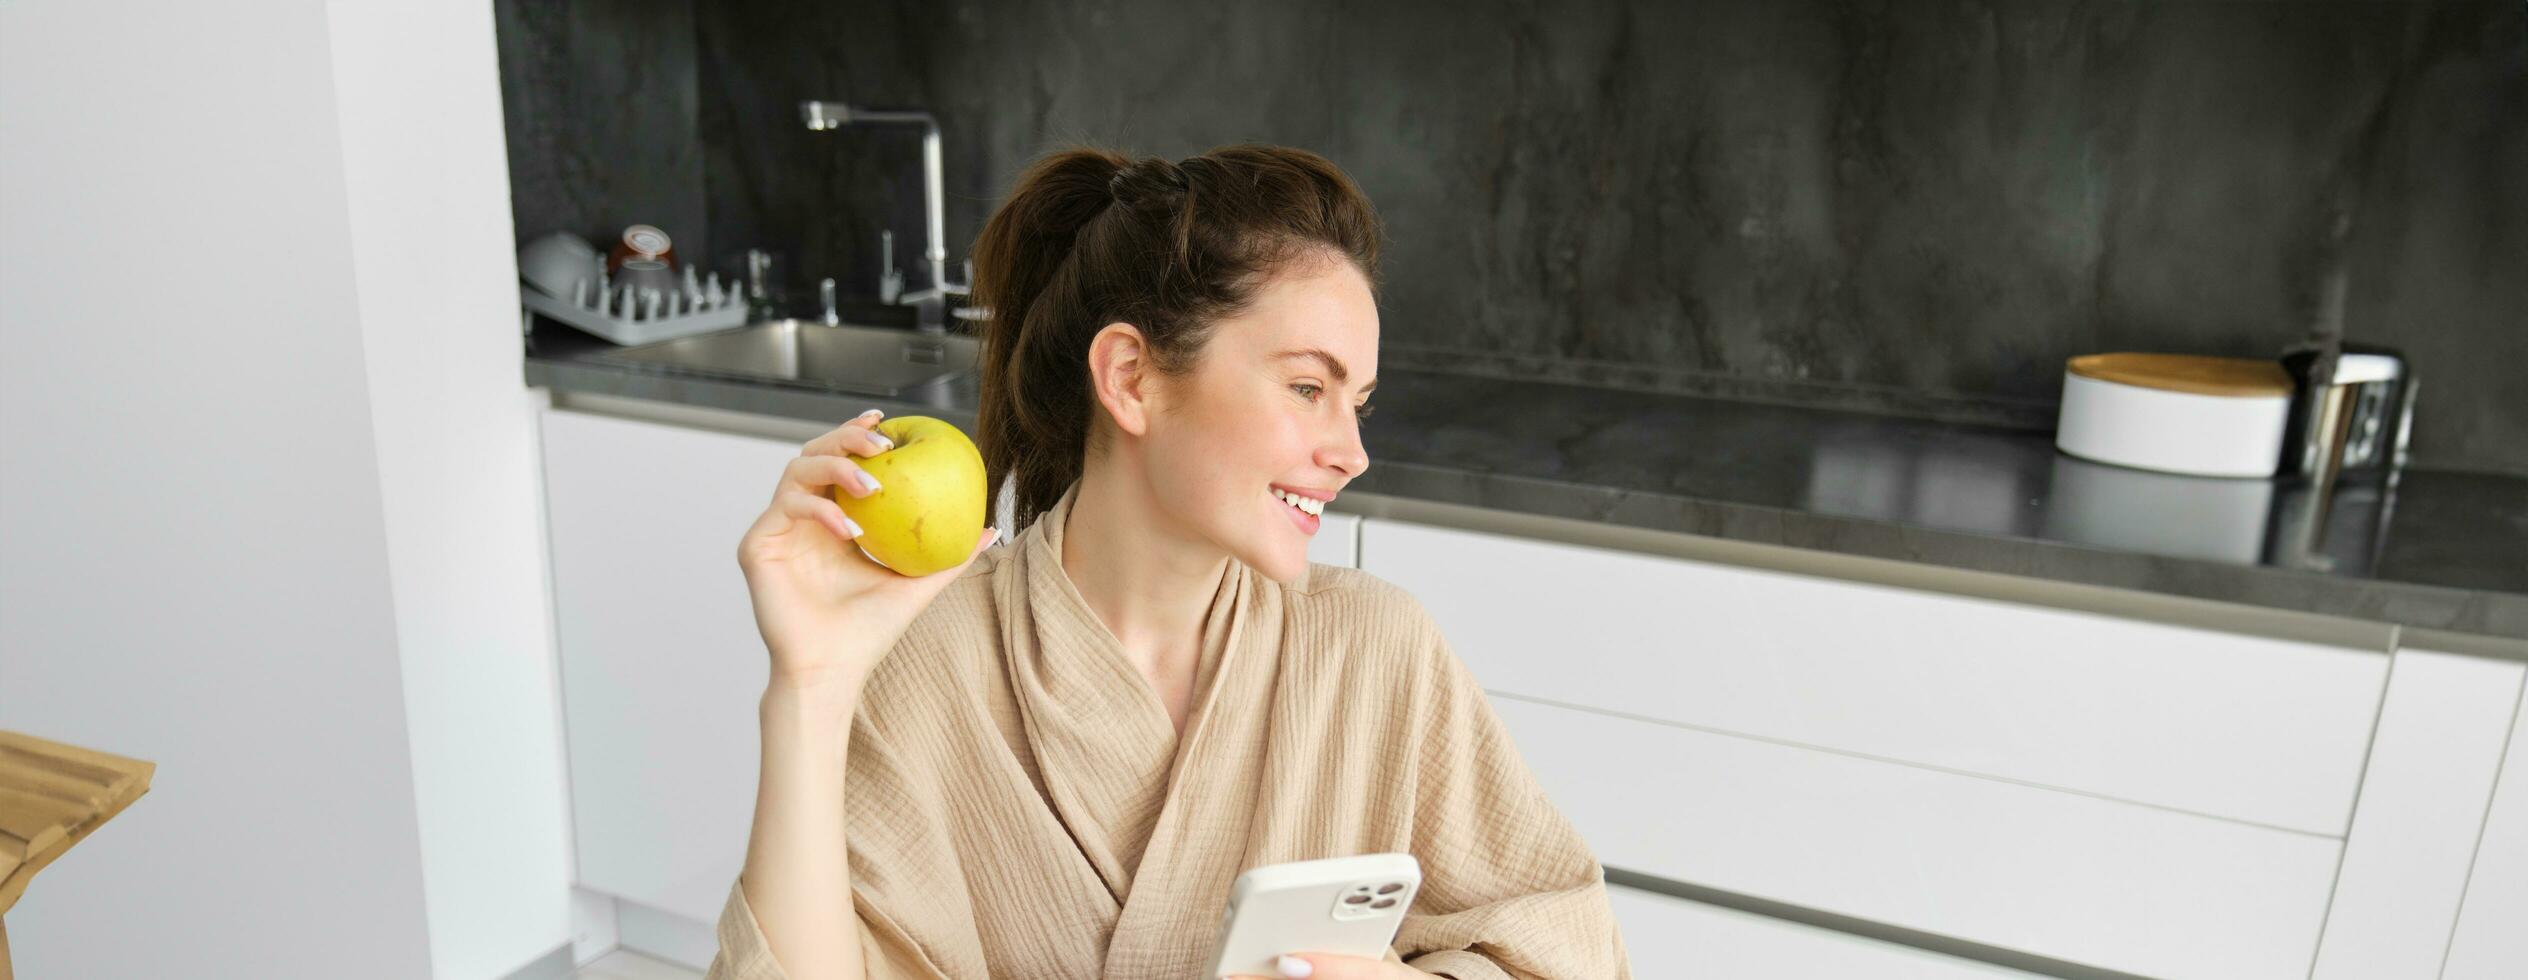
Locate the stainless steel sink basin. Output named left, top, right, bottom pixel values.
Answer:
left=590, top=319, right=980, bottom=396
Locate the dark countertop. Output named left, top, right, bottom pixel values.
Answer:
left=525, top=317, right=2528, bottom=642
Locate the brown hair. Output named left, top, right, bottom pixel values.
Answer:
left=969, top=144, right=1383, bottom=536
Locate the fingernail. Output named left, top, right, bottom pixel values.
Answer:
left=841, top=515, right=864, bottom=537
left=859, top=472, right=882, bottom=493
left=1276, top=955, right=1312, bottom=978
left=869, top=432, right=894, bottom=451
left=856, top=408, right=882, bottom=421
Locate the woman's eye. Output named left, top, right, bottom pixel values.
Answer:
left=1293, top=384, right=1373, bottom=424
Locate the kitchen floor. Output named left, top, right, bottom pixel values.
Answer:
left=573, top=949, right=702, bottom=980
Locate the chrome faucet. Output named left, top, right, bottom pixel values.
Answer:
left=799, top=101, right=971, bottom=334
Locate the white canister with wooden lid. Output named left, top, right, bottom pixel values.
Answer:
left=2054, top=353, right=2295, bottom=478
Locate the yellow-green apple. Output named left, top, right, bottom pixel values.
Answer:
left=829, top=415, right=989, bottom=576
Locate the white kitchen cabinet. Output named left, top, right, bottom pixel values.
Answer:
left=1606, top=884, right=2042, bottom=979
left=1492, top=696, right=2341, bottom=980
left=2311, top=645, right=2526, bottom=980
left=1359, top=516, right=2386, bottom=835
left=2444, top=665, right=2528, bottom=980
left=1308, top=510, right=1360, bottom=569
left=539, top=406, right=801, bottom=923
left=533, top=398, right=2519, bottom=980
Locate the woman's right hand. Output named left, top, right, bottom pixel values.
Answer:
left=736, top=408, right=999, bottom=693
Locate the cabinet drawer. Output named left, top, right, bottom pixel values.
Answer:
left=1498, top=697, right=2340, bottom=980
left=1363, top=517, right=2384, bottom=835
left=1607, top=884, right=2042, bottom=979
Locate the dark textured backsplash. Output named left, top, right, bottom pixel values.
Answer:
left=493, top=0, right=2528, bottom=476
left=494, top=0, right=708, bottom=265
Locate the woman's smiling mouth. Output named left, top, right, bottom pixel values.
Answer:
left=1272, top=486, right=1323, bottom=533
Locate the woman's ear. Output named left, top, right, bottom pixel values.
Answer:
left=1088, top=321, right=1157, bottom=438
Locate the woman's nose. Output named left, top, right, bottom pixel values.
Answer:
left=1320, top=418, right=1370, bottom=478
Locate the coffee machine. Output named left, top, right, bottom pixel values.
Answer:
left=2276, top=340, right=2417, bottom=487
left=2265, top=340, right=2416, bottom=573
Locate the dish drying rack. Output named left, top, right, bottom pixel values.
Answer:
left=520, top=258, right=749, bottom=346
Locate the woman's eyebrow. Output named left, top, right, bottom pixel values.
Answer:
left=1269, top=348, right=1377, bottom=393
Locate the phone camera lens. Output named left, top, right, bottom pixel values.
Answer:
left=1371, top=898, right=1397, bottom=909
left=1376, top=883, right=1403, bottom=894
left=1344, top=894, right=1370, bottom=904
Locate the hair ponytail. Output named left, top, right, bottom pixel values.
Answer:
left=970, top=143, right=1382, bottom=536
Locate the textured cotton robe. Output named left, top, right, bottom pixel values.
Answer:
left=707, top=479, right=1632, bottom=979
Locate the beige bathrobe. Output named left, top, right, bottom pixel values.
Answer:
left=707, top=479, right=1631, bottom=979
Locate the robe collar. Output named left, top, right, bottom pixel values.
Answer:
left=991, top=477, right=1289, bottom=968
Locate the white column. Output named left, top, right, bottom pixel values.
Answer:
left=325, top=1, right=577, bottom=977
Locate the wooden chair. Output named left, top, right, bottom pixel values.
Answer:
left=0, top=729, right=156, bottom=980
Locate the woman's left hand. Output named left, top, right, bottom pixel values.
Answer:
left=1225, top=951, right=1421, bottom=979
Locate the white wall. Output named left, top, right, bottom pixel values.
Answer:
left=325, top=0, right=578, bottom=977
left=0, top=2, right=570, bottom=977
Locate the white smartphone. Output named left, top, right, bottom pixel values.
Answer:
left=1206, top=852, right=1422, bottom=979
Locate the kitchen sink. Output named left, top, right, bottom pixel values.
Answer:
left=589, top=318, right=980, bottom=396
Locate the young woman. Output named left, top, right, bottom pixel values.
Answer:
left=711, top=144, right=1629, bottom=980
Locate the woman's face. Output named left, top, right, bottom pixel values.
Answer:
left=1142, top=257, right=1378, bottom=584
